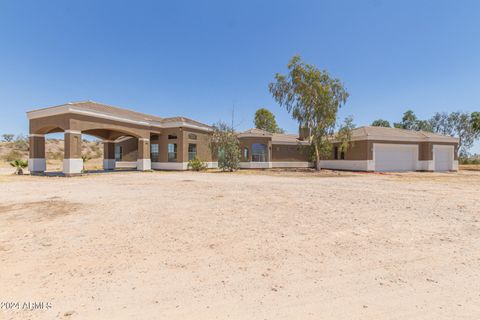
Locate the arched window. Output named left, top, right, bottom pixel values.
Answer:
left=252, top=143, right=267, bottom=162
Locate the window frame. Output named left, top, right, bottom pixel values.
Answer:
left=188, top=143, right=197, bottom=161
left=167, top=143, right=177, bottom=162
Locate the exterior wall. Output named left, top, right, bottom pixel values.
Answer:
left=271, top=144, right=309, bottom=162
left=152, top=127, right=184, bottom=162
left=117, top=137, right=138, bottom=161
left=325, top=139, right=458, bottom=172
left=182, top=128, right=213, bottom=162
left=238, top=137, right=272, bottom=162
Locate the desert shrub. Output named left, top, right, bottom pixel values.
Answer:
left=10, top=159, right=28, bottom=175
left=1, top=134, right=14, bottom=142
left=188, top=158, right=207, bottom=171
left=47, top=151, right=63, bottom=160
left=13, top=135, right=29, bottom=151
left=3, top=150, right=24, bottom=162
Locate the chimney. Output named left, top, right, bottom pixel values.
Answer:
left=298, top=126, right=310, bottom=141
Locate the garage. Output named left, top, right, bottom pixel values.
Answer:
left=434, top=145, right=454, bottom=171
left=374, top=144, right=418, bottom=172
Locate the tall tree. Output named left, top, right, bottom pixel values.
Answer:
left=254, top=108, right=284, bottom=133
left=472, top=112, right=480, bottom=133
left=209, top=121, right=241, bottom=172
left=429, top=111, right=480, bottom=157
left=394, top=110, right=432, bottom=132
left=371, top=119, right=391, bottom=127
left=269, top=55, right=349, bottom=170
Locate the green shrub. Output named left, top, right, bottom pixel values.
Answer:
left=10, top=159, right=28, bottom=175
left=188, top=158, right=207, bottom=171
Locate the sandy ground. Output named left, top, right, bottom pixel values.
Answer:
left=1, top=168, right=479, bottom=320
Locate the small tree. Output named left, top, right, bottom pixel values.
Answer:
left=269, top=55, right=349, bottom=170
left=371, top=119, right=391, bottom=127
left=209, top=122, right=241, bottom=172
left=254, top=108, right=284, bottom=133
left=81, top=154, right=91, bottom=173
left=336, top=116, right=356, bottom=155
left=10, top=159, right=28, bottom=175
left=1, top=134, right=14, bottom=142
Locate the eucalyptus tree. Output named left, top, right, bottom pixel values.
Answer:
left=269, top=56, right=349, bottom=170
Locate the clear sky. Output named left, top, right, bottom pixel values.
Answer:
left=0, top=0, right=479, bottom=152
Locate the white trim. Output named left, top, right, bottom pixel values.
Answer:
left=418, top=160, right=434, bottom=171
left=28, top=158, right=46, bottom=172
left=137, top=159, right=151, bottom=171
left=138, top=138, right=150, bottom=141
left=205, top=162, right=218, bottom=169
left=320, top=160, right=372, bottom=171
left=271, top=161, right=313, bottom=168
left=64, top=130, right=82, bottom=134
left=239, top=162, right=272, bottom=169
left=452, top=160, right=459, bottom=171
left=63, top=158, right=83, bottom=175
left=159, top=121, right=213, bottom=132
left=151, top=162, right=188, bottom=170
left=116, top=161, right=137, bottom=168
left=103, top=159, right=116, bottom=170
left=28, top=133, right=45, bottom=137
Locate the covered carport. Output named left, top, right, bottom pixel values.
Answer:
left=27, top=101, right=162, bottom=176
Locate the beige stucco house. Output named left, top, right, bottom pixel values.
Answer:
left=27, top=101, right=459, bottom=175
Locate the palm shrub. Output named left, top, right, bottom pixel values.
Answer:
left=188, top=158, right=207, bottom=171
left=10, top=159, right=28, bottom=175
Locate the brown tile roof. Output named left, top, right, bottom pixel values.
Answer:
left=353, top=126, right=459, bottom=142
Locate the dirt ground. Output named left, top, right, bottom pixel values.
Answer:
left=1, top=168, right=479, bottom=320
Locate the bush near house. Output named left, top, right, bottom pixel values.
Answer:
left=188, top=158, right=207, bottom=171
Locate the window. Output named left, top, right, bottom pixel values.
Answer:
left=252, top=143, right=267, bottom=162
left=188, top=144, right=197, bottom=160
left=168, top=143, right=177, bottom=162
left=188, top=133, right=197, bottom=140
left=168, top=134, right=177, bottom=140
left=243, top=147, right=249, bottom=160
left=334, top=146, right=338, bottom=160
left=150, top=144, right=159, bottom=162
left=115, top=146, right=122, bottom=161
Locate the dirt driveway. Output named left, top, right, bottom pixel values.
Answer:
left=1, top=170, right=479, bottom=319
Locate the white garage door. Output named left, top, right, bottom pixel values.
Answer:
left=434, top=145, right=453, bottom=171
left=374, top=144, right=417, bottom=172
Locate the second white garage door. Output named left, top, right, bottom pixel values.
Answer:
left=374, top=144, right=418, bottom=172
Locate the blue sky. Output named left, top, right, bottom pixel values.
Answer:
left=0, top=0, right=479, bottom=152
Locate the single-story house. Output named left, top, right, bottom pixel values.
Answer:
left=26, top=101, right=458, bottom=175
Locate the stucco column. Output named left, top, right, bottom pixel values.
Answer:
left=63, top=131, right=83, bottom=175
left=137, top=138, right=151, bottom=171
left=103, top=141, right=116, bottom=170
left=28, top=134, right=46, bottom=174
